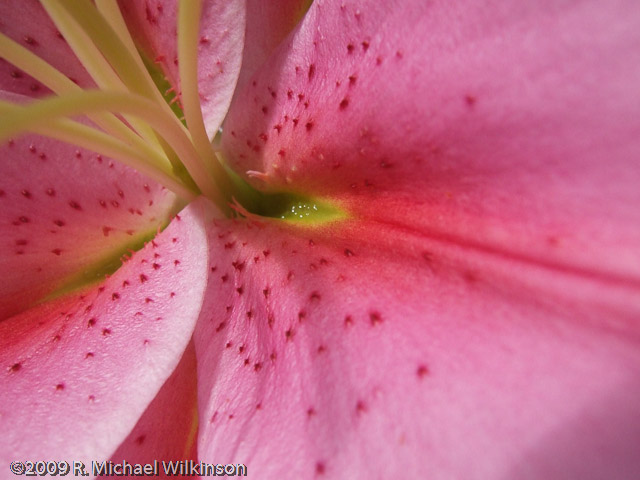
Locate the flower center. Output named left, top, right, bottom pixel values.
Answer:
left=0, top=0, right=343, bottom=225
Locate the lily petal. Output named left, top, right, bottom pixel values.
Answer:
left=106, top=341, right=199, bottom=469
left=221, top=0, right=640, bottom=282
left=195, top=217, right=640, bottom=479
left=118, top=0, right=245, bottom=138
left=0, top=198, right=209, bottom=466
left=0, top=0, right=94, bottom=96
left=207, top=0, right=640, bottom=477
left=235, top=0, right=312, bottom=92
left=0, top=130, right=178, bottom=320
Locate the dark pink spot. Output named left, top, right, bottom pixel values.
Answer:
left=232, top=260, right=245, bottom=271
left=417, top=365, right=430, bottom=378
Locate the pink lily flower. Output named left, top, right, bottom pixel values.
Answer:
left=1, top=0, right=640, bottom=478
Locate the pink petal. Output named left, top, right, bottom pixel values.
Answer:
left=118, top=0, right=245, bottom=137
left=221, top=0, right=640, bottom=283
left=0, top=0, right=94, bottom=96
left=0, top=131, right=178, bottom=320
left=235, top=0, right=311, bottom=93
left=194, top=217, right=640, bottom=479
left=105, top=341, right=199, bottom=470
left=0, top=199, right=209, bottom=466
left=207, top=3, right=640, bottom=474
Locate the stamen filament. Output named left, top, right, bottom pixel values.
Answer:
left=178, top=0, right=235, bottom=205
left=94, top=0, right=148, bottom=65
left=94, top=0, right=175, bottom=114
left=35, top=123, right=193, bottom=200
left=0, top=91, right=223, bottom=205
left=92, top=0, right=199, bottom=181
left=53, top=1, right=181, bottom=121
left=0, top=32, right=170, bottom=169
left=40, top=0, right=126, bottom=91
left=0, top=32, right=78, bottom=94
left=39, top=0, right=159, bottom=146
left=47, top=0, right=219, bottom=198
